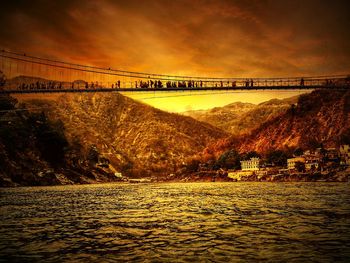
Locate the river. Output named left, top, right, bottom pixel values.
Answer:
left=1, top=182, right=350, bottom=262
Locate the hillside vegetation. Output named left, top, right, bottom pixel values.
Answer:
left=47, top=93, right=228, bottom=177
left=200, top=89, right=350, bottom=161
left=238, top=89, right=350, bottom=153
left=183, top=96, right=299, bottom=135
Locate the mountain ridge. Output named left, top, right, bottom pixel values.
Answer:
left=238, top=89, right=350, bottom=153
left=200, top=89, right=350, bottom=158
left=182, top=96, right=299, bottom=135
left=27, top=92, right=229, bottom=177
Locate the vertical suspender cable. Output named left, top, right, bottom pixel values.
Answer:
left=31, top=55, right=34, bottom=87
left=9, top=56, right=12, bottom=89
left=0, top=51, right=4, bottom=78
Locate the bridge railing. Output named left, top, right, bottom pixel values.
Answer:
left=0, top=49, right=349, bottom=92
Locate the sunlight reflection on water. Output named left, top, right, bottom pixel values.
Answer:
left=1, top=182, right=350, bottom=262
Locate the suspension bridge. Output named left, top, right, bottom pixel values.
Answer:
left=0, top=49, right=349, bottom=94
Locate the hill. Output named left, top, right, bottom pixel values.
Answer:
left=238, top=89, right=350, bottom=153
left=183, top=96, right=299, bottom=135
left=203, top=89, right=349, bottom=156
left=1, top=92, right=228, bottom=186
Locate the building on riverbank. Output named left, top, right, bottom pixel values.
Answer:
left=240, top=157, right=260, bottom=171
left=227, top=170, right=254, bottom=181
left=287, top=157, right=305, bottom=170
left=340, top=145, right=350, bottom=165
left=325, top=148, right=339, bottom=162
left=305, top=161, right=320, bottom=171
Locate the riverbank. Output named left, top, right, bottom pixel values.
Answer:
left=1, top=168, right=349, bottom=187
left=164, top=168, right=350, bottom=183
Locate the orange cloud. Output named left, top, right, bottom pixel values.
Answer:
left=0, top=0, right=349, bottom=78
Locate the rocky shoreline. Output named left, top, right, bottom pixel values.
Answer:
left=164, top=169, right=350, bottom=183
left=1, top=173, right=349, bottom=187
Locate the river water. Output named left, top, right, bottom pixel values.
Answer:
left=1, top=182, right=350, bottom=262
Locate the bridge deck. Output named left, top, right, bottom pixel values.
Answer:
left=1, top=85, right=349, bottom=94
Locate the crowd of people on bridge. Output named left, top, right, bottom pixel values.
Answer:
left=13, top=79, right=243, bottom=90
left=134, top=80, right=241, bottom=89
left=8, top=77, right=349, bottom=92
left=15, top=80, right=122, bottom=91
left=17, top=81, right=64, bottom=90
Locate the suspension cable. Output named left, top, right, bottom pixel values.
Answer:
left=0, top=49, right=349, bottom=82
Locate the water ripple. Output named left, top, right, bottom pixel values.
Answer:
left=1, top=182, right=350, bottom=262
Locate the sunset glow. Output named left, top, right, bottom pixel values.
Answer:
left=1, top=1, right=350, bottom=262
left=1, top=0, right=349, bottom=78
left=125, top=90, right=309, bottom=112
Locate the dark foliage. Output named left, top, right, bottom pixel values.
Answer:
left=293, top=147, right=304, bottom=156
left=242, top=151, right=261, bottom=160
left=186, top=158, right=200, bottom=173
left=294, top=161, right=306, bottom=172
left=215, top=149, right=241, bottom=170
left=0, top=94, right=17, bottom=114
left=265, top=150, right=288, bottom=167
left=0, top=70, right=5, bottom=87
left=28, top=112, right=68, bottom=167
left=87, top=145, right=99, bottom=165
left=339, top=128, right=350, bottom=145
left=0, top=95, right=69, bottom=168
left=304, top=138, right=323, bottom=150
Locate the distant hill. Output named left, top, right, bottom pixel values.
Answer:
left=201, top=89, right=349, bottom=156
left=23, top=93, right=228, bottom=179
left=6, top=75, right=49, bottom=85
left=237, top=89, right=350, bottom=153
left=3, top=88, right=347, bottom=186
left=5, top=75, right=80, bottom=89
left=191, top=89, right=350, bottom=171
left=183, top=96, right=299, bottom=135
left=1, top=92, right=131, bottom=186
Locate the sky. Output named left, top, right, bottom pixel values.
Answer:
left=0, top=0, right=349, bottom=111
left=124, top=90, right=309, bottom=112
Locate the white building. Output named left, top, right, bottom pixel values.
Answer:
left=240, top=157, right=260, bottom=171
left=287, top=157, right=305, bottom=170
left=340, top=145, right=350, bottom=165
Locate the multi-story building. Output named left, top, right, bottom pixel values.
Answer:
left=287, top=157, right=305, bottom=170
left=240, top=157, right=260, bottom=171
left=302, top=151, right=322, bottom=171
left=325, top=148, right=339, bottom=161
left=339, top=145, right=350, bottom=165
left=305, top=161, right=320, bottom=171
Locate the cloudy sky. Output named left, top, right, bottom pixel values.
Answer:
left=1, top=0, right=350, bottom=78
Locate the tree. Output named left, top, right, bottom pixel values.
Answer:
left=185, top=158, right=200, bottom=173
left=29, top=112, right=68, bottom=167
left=216, top=149, right=241, bottom=170
left=293, top=147, right=304, bottom=156
left=0, top=70, right=6, bottom=88
left=242, top=151, right=260, bottom=160
left=289, top=104, right=296, bottom=116
left=266, top=150, right=288, bottom=167
left=339, top=128, right=350, bottom=145
left=87, top=145, right=99, bottom=165
left=294, top=161, right=305, bottom=172
left=305, top=138, right=322, bottom=150
left=0, top=95, right=17, bottom=114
